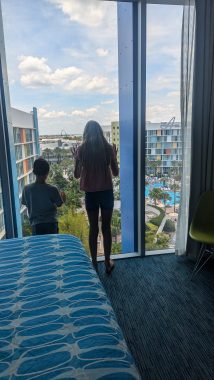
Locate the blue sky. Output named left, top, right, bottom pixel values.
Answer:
left=1, top=0, right=182, bottom=135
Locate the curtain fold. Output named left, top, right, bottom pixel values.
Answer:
left=186, top=0, right=214, bottom=259
left=176, top=0, right=214, bottom=258
left=175, top=0, right=195, bottom=256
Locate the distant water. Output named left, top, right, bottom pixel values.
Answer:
left=145, top=182, right=180, bottom=206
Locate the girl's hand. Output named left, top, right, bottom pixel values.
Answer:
left=113, top=143, right=118, bottom=157
left=71, top=144, right=79, bottom=159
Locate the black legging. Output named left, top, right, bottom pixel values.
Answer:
left=86, top=208, right=113, bottom=266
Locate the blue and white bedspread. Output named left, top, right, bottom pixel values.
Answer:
left=0, top=234, right=140, bottom=380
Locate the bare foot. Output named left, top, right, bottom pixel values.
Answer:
left=105, top=259, right=115, bottom=274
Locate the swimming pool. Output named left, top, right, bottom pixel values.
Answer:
left=145, top=182, right=180, bottom=206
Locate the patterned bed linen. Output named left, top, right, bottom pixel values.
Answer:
left=0, top=234, right=140, bottom=380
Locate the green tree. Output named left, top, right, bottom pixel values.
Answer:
left=111, top=210, right=121, bottom=243
left=169, top=161, right=182, bottom=182
left=156, top=233, right=170, bottom=248
left=42, top=148, right=52, bottom=162
left=58, top=209, right=89, bottom=252
left=49, top=164, right=69, bottom=190
left=145, top=230, right=156, bottom=250
left=113, top=177, right=120, bottom=200
left=112, top=242, right=122, bottom=254
left=170, top=183, right=180, bottom=212
left=147, top=159, right=161, bottom=176
left=22, top=217, right=31, bottom=237
left=65, top=179, right=83, bottom=210
left=160, top=176, right=168, bottom=187
left=53, top=147, right=64, bottom=164
left=163, top=219, right=175, bottom=233
left=145, top=230, right=170, bottom=251
left=59, top=158, right=74, bottom=179
left=149, top=188, right=163, bottom=206
left=162, top=192, right=171, bottom=211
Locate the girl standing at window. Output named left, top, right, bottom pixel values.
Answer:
left=73, top=120, right=119, bottom=273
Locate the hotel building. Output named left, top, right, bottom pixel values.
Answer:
left=145, top=121, right=182, bottom=176
left=0, top=107, right=40, bottom=238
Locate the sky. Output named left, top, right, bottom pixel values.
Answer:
left=1, top=0, right=183, bottom=135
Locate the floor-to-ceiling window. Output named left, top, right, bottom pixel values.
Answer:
left=1, top=0, right=140, bottom=256
left=0, top=0, right=188, bottom=258
left=145, top=2, right=183, bottom=255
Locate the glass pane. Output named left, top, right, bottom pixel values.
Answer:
left=2, top=0, right=129, bottom=255
left=145, top=4, right=183, bottom=253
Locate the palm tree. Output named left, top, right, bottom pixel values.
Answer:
left=162, top=192, right=171, bottom=212
left=170, top=183, right=180, bottom=212
left=149, top=188, right=163, bottom=206
left=159, top=176, right=168, bottom=187
left=42, top=148, right=52, bottom=163
left=148, top=160, right=161, bottom=177
left=54, top=147, right=63, bottom=164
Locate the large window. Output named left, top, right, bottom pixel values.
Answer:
left=2, top=0, right=125, bottom=252
left=0, top=0, right=186, bottom=256
left=145, top=3, right=183, bottom=254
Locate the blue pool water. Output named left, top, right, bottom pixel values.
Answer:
left=145, top=182, right=180, bottom=206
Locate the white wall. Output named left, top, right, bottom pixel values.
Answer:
left=11, top=107, right=34, bottom=129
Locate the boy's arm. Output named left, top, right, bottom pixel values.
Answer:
left=52, top=187, right=64, bottom=207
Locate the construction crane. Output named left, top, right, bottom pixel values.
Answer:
left=160, top=116, right=176, bottom=129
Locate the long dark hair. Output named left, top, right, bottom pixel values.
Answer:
left=80, top=120, right=110, bottom=177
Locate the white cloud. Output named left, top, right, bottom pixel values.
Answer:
left=64, top=74, right=116, bottom=94
left=71, top=110, right=84, bottom=117
left=147, top=103, right=181, bottom=123
left=96, top=48, right=109, bottom=57
left=71, top=107, right=97, bottom=117
left=18, top=55, right=117, bottom=94
left=48, top=0, right=106, bottom=27
left=85, top=107, right=97, bottom=115
left=147, top=75, right=179, bottom=93
left=19, top=56, right=81, bottom=88
left=37, top=104, right=119, bottom=134
left=38, top=108, right=68, bottom=119
left=38, top=106, right=98, bottom=121
left=101, top=99, right=115, bottom=105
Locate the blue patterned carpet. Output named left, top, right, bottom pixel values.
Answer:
left=0, top=235, right=140, bottom=380
left=99, top=255, right=214, bottom=380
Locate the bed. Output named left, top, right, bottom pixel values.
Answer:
left=0, top=234, right=140, bottom=379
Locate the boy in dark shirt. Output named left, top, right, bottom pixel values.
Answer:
left=22, top=157, right=65, bottom=235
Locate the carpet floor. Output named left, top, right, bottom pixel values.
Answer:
left=98, top=255, right=214, bottom=380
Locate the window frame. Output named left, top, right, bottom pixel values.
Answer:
left=112, top=0, right=182, bottom=258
